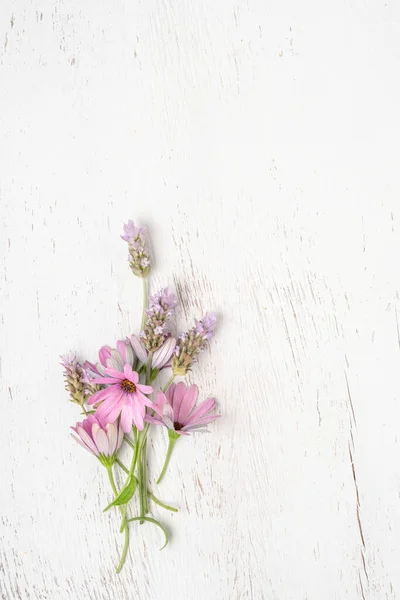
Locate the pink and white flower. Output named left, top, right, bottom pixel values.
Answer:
left=145, top=382, right=220, bottom=435
left=71, top=414, right=123, bottom=461
left=131, top=335, right=176, bottom=370
left=88, top=365, right=153, bottom=432
left=84, top=339, right=136, bottom=378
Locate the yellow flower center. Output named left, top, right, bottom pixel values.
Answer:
left=120, top=379, right=136, bottom=393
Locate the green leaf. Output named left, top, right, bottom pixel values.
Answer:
left=103, top=475, right=137, bottom=512
left=126, top=516, right=169, bottom=550
left=150, top=368, right=159, bottom=383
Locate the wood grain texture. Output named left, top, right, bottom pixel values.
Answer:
left=1, top=0, right=400, bottom=598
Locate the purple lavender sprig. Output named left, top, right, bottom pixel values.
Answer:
left=139, top=288, right=178, bottom=352
left=61, top=354, right=101, bottom=407
left=172, top=312, right=217, bottom=376
left=121, top=220, right=151, bottom=278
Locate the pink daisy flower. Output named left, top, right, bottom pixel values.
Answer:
left=84, top=338, right=136, bottom=378
left=145, top=382, right=220, bottom=435
left=88, top=364, right=153, bottom=432
left=71, top=414, right=123, bottom=463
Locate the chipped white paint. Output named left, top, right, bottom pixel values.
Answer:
left=1, top=1, right=400, bottom=598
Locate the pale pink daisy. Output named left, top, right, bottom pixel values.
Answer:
left=71, top=414, right=123, bottom=463
left=130, top=335, right=176, bottom=370
left=145, top=382, right=220, bottom=435
left=88, top=365, right=153, bottom=432
left=84, top=338, right=136, bottom=378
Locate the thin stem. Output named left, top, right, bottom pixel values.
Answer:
left=106, top=465, right=130, bottom=574
left=116, top=458, right=129, bottom=474
left=128, top=431, right=139, bottom=478
left=137, top=425, right=150, bottom=523
left=80, top=403, right=88, bottom=415
left=141, top=277, right=148, bottom=330
left=126, top=429, right=139, bottom=483
left=148, top=492, right=178, bottom=512
left=146, top=351, right=153, bottom=383
left=107, top=465, right=119, bottom=497
left=116, top=518, right=129, bottom=574
left=123, top=435, right=135, bottom=450
left=142, top=440, right=149, bottom=515
left=137, top=352, right=153, bottom=522
left=163, top=375, right=175, bottom=393
left=157, top=435, right=178, bottom=484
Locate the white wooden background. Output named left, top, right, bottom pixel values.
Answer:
left=1, top=1, right=400, bottom=598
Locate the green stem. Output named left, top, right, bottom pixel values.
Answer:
left=106, top=465, right=130, bottom=574
left=141, top=277, right=148, bottom=330
left=146, top=351, right=153, bottom=383
left=137, top=352, right=153, bottom=522
left=148, top=492, right=178, bottom=512
left=127, top=426, right=139, bottom=479
left=163, top=375, right=175, bottom=393
left=137, top=424, right=150, bottom=523
left=157, top=433, right=179, bottom=484
left=123, top=435, right=135, bottom=450
left=116, top=458, right=129, bottom=474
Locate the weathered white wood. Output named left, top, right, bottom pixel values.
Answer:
left=1, top=0, right=400, bottom=598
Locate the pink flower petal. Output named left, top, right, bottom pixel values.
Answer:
left=120, top=404, right=134, bottom=433
left=170, top=382, right=186, bottom=422
left=130, top=335, right=148, bottom=363
left=99, top=345, right=112, bottom=367
left=116, top=340, right=127, bottom=363
left=87, top=387, right=110, bottom=406
left=92, top=423, right=109, bottom=455
left=91, top=376, right=120, bottom=384
left=104, top=395, right=125, bottom=425
left=81, top=414, right=98, bottom=436
left=106, top=422, right=118, bottom=455
left=181, top=424, right=208, bottom=433
left=71, top=433, right=97, bottom=454
left=165, top=383, right=176, bottom=403
left=136, top=383, right=153, bottom=395
left=123, top=364, right=139, bottom=384
left=135, top=390, right=153, bottom=408
left=178, top=384, right=199, bottom=424
left=104, top=367, right=125, bottom=379
left=162, top=415, right=174, bottom=430
left=123, top=364, right=133, bottom=377
left=132, top=401, right=145, bottom=430
left=107, top=349, right=125, bottom=371
left=152, top=337, right=176, bottom=369
left=124, top=340, right=135, bottom=366
left=76, top=426, right=100, bottom=455
left=144, top=415, right=163, bottom=425
left=83, top=360, right=102, bottom=376
left=152, top=391, right=168, bottom=416
left=162, top=403, right=174, bottom=422
left=184, top=398, right=217, bottom=425
left=95, top=393, right=122, bottom=425
left=116, top=422, right=124, bottom=450
left=185, top=414, right=221, bottom=427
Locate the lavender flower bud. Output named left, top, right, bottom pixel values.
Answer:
left=121, top=220, right=151, bottom=278
left=60, top=354, right=87, bottom=406
left=140, top=288, right=178, bottom=352
left=81, top=365, right=102, bottom=399
left=172, top=312, right=216, bottom=376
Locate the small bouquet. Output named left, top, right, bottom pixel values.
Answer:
left=61, top=221, right=220, bottom=572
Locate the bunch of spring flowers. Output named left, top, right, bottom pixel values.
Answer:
left=61, top=220, right=220, bottom=573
